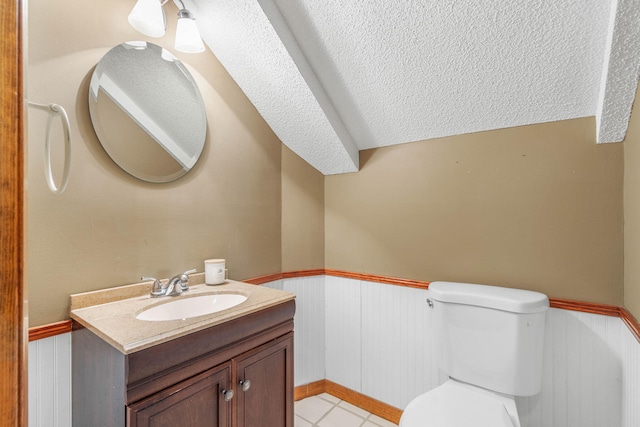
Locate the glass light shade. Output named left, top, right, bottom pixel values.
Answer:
left=175, top=17, right=205, bottom=53
left=128, top=0, right=166, bottom=38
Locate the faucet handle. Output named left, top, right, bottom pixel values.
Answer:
left=179, top=269, right=197, bottom=291
left=142, top=276, right=164, bottom=298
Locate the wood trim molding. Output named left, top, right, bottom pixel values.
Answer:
left=242, top=269, right=326, bottom=285
left=620, top=307, right=640, bottom=343
left=548, top=298, right=621, bottom=317
left=282, top=269, right=326, bottom=279
left=294, top=379, right=402, bottom=425
left=29, top=270, right=640, bottom=345
left=549, top=298, right=640, bottom=343
left=245, top=268, right=430, bottom=288
left=325, top=269, right=430, bottom=290
left=0, top=0, right=25, bottom=425
left=242, top=272, right=283, bottom=285
left=324, top=380, right=402, bottom=425
left=28, top=320, right=72, bottom=342
left=294, top=379, right=327, bottom=401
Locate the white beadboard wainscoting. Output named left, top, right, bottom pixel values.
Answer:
left=280, top=275, right=640, bottom=427
left=263, top=277, right=326, bottom=386
left=622, top=324, right=640, bottom=425
left=28, top=333, right=72, bottom=427
left=29, top=275, right=640, bottom=427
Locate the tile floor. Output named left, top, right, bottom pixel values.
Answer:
left=294, top=393, right=399, bottom=427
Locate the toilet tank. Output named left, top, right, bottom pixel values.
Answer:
left=429, top=282, right=549, bottom=397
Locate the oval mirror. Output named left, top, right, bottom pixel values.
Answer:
left=88, top=41, right=207, bottom=183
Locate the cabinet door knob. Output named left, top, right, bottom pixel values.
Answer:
left=221, top=389, right=234, bottom=401
left=239, top=379, right=251, bottom=392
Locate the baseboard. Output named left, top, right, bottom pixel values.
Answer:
left=294, top=379, right=403, bottom=425
left=294, top=379, right=328, bottom=401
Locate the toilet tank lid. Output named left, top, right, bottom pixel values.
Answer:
left=428, top=282, right=549, bottom=313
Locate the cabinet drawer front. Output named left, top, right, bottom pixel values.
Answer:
left=127, top=362, right=231, bottom=427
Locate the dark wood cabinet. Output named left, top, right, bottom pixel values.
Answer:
left=128, top=363, right=232, bottom=427
left=73, top=300, right=295, bottom=427
left=126, top=335, right=293, bottom=427
left=235, top=336, right=293, bottom=427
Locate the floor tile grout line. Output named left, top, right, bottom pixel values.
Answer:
left=312, top=401, right=334, bottom=426
left=295, top=393, right=393, bottom=427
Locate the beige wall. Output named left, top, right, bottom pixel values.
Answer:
left=28, top=0, right=632, bottom=326
left=326, top=118, right=624, bottom=305
left=27, top=0, right=285, bottom=326
left=282, top=146, right=325, bottom=272
left=625, top=87, right=640, bottom=321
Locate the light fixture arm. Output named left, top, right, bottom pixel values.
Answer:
left=172, top=0, right=194, bottom=20
left=172, top=0, right=187, bottom=12
left=177, top=9, right=195, bottom=20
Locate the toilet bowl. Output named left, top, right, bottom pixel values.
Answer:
left=400, top=379, right=519, bottom=427
left=399, top=282, right=548, bottom=427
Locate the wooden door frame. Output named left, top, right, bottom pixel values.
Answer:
left=0, top=0, right=25, bottom=426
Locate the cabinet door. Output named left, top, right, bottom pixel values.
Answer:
left=128, top=362, right=232, bottom=427
left=234, top=333, right=293, bottom=427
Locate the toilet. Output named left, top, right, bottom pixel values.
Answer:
left=400, top=281, right=549, bottom=427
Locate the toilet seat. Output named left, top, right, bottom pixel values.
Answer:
left=400, top=379, right=518, bottom=427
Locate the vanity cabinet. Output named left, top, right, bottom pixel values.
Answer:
left=72, top=300, right=295, bottom=427
left=234, top=336, right=292, bottom=427
left=128, top=362, right=232, bottom=426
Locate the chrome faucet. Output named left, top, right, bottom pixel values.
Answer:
left=142, top=269, right=197, bottom=298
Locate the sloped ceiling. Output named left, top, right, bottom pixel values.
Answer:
left=186, top=0, right=640, bottom=175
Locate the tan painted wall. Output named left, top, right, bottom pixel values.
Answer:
left=27, top=0, right=629, bottom=326
left=26, top=0, right=283, bottom=326
left=326, top=118, right=624, bottom=305
left=282, top=146, right=325, bottom=272
left=624, top=88, right=640, bottom=321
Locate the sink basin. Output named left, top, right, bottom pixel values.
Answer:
left=136, top=293, right=248, bottom=321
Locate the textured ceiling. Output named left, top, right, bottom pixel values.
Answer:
left=187, top=0, right=640, bottom=175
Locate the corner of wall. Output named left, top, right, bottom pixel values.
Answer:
left=624, top=85, right=640, bottom=321
left=281, top=145, right=325, bottom=272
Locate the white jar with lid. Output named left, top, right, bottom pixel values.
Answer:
left=204, top=259, right=226, bottom=285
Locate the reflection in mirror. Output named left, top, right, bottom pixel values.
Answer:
left=89, top=41, right=207, bottom=183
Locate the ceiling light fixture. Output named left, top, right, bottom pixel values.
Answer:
left=128, top=0, right=205, bottom=54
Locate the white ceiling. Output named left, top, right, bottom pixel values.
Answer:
left=186, top=0, right=640, bottom=175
